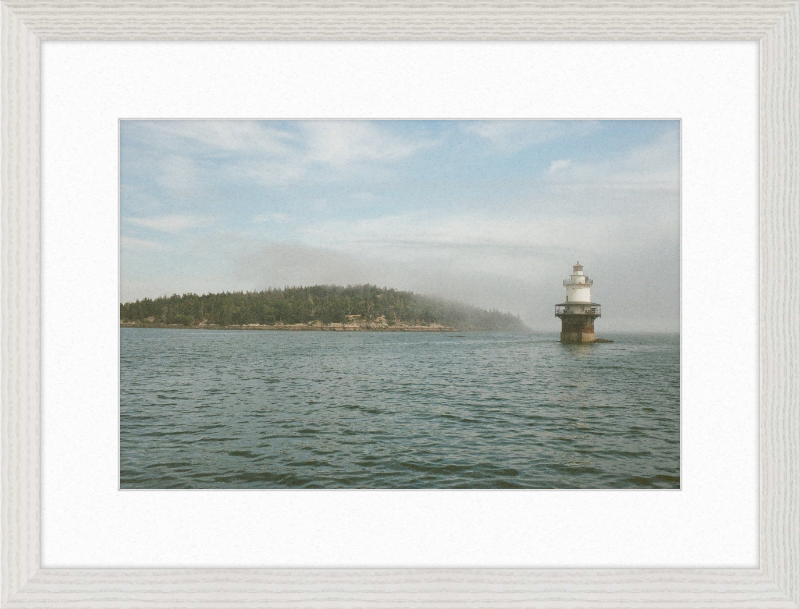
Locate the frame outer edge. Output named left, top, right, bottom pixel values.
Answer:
left=1, top=0, right=799, bottom=607
left=761, top=1, right=800, bottom=605
left=0, top=2, right=41, bottom=604
left=7, top=567, right=797, bottom=608
left=0, top=0, right=798, bottom=41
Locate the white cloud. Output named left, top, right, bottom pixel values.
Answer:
left=126, top=214, right=208, bottom=233
left=545, top=129, right=679, bottom=190
left=302, top=121, right=437, bottom=167
left=549, top=159, right=572, bottom=173
left=128, top=120, right=437, bottom=187
left=215, top=122, right=439, bottom=186
left=463, top=120, right=600, bottom=153
left=134, top=121, right=439, bottom=188
left=132, top=120, right=295, bottom=156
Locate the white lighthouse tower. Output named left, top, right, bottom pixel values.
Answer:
left=554, top=262, right=601, bottom=343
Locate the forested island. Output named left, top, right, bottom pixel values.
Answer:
left=120, top=284, right=529, bottom=332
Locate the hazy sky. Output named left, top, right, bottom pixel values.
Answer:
left=120, top=119, right=680, bottom=332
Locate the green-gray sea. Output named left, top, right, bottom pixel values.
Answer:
left=120, top=329, right=679, bottom=489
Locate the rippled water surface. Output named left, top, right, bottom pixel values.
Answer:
left=120, top=329, right=679, bottom=489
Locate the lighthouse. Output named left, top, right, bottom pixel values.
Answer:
left=554, top=262, right=601, bottom=343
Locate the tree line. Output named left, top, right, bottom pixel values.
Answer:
left=120, top=284, right=529, bottom=331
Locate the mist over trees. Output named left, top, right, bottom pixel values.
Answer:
left=119, top=284, right=529, bottom=332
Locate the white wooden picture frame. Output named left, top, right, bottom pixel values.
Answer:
left=2, top=1, right=798, bottom=606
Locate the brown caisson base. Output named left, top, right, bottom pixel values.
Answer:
left=560, top=331, right=596, bottom=343
left=559, top=315, right=596, bottom=344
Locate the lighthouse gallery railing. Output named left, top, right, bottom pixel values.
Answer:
left=555, top=304, right=601, bottom=317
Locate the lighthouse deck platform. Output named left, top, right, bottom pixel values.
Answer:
left=554, top=303, right=601, bottom=317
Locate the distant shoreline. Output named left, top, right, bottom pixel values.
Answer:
left=119, top=285, right=529, bottom=333
left=120, top=321, right=459, bottom=332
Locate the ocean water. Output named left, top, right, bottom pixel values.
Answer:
left=120, top=329, right=680, bottom=489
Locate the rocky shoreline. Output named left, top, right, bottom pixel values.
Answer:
left=120, top=320, right=459, bottom=332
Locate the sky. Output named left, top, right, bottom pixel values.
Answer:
left=120, top=119, right=680, bottom=332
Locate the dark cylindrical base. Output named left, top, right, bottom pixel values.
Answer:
left=559, top=315, right=596, bottom=343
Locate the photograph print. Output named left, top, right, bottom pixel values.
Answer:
left=120, top=119, right=680, bottom=489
